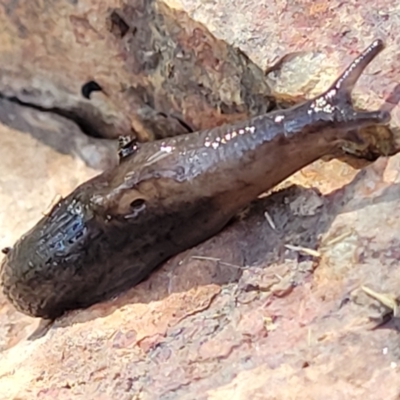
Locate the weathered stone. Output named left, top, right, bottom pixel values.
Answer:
left=1, top=0, right=397, bottom=141
left=0, top=0, right=274, bottom=141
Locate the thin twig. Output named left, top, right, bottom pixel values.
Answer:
left=284, top=244, right=321, bottom=258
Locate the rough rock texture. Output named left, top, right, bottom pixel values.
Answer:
left=0, top=98, right=118, bottom=171
left=0, top=0, right=274, bottom=141
left=0, top=0, right=398, bottom=141
left=1, top=0, right=400, bottom=399
left=2, top=135, right=400, bottom=399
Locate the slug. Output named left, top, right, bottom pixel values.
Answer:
left=0, top=40, right=391, bottom=319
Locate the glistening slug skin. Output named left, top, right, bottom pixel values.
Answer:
left=1, top=40, right=390, bottom=319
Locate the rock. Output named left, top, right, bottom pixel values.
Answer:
left=1, top=0, right=397, bottom=141
left=0, top=98, right=118, bottom=171
left=0, top=0, right=274, bottom=141
left=2, top=145, right=400, bottom=398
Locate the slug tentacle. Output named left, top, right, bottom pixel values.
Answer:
left=332, top=39, right=384, bottom=96
left=308, top=39, right=390, bottom=128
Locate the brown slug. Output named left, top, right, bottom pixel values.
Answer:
left=0, top=40, right=391, bottom=319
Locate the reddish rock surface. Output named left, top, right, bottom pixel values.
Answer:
left=0, top=0, right=274, bottom=141
left=0, top=0, right=400, bottom=399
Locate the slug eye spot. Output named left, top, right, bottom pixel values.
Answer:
left=130, top=199, right=146, bottom=209
left=125, top=198, right=146, bottom=219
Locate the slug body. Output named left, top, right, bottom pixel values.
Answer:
left=1, top=40, right=390, bottom=318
